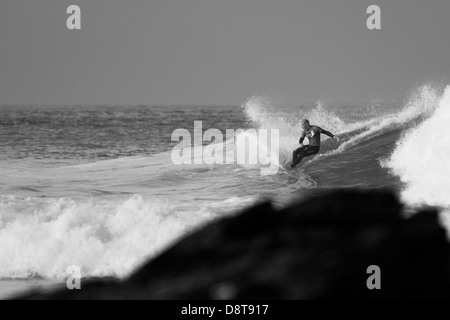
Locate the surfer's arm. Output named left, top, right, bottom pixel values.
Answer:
left=299, top=131, right=306, bottom=144
left=320, top=128, right=336, bottom=138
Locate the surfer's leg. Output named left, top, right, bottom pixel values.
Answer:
left=290, top=146, right=319, bottom=169
left=290, top=156, right=303, bottom=169
left=292, top=147, right=303, bottom=161
left=290, top=147, right=306, bottom=168
left=303, top=146, right=320, bottom=157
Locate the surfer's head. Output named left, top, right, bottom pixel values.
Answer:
left=302, top=119, right=311, bottom=130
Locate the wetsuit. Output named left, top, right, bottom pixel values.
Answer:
left=291, top=125, right=334, bottom=169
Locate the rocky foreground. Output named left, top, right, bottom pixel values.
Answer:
left=16, top=189, right=450, bottom=299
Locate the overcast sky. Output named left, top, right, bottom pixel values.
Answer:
left=0, top=0, right=449, bottom=105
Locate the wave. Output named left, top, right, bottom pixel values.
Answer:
left=242, top=85, right=442, bottom=166
left=385, top=85, right=450, bottom=207
left=330, top=85, right=440, bottom=155
left=1, top=85, right=446, bottom=281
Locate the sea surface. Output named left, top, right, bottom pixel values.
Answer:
left=1, top=84, right=450, bottom=298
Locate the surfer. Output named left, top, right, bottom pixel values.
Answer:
left=290, top=119, right=338, bottom=169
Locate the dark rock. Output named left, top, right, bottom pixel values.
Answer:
left=15, top=189, right=450, bottom=299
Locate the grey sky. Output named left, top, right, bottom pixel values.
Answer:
left=0, top=0, right=449, bottom=105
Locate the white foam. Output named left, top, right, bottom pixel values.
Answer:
left=0, top=194, right=215, bottom=279
left=386, top=85, right=450, bottom=207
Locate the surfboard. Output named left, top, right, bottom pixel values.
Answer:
left=278, top=163, right=297, bottom=175
left=276, top=163, right=306, bottom=182
left=278, top=164, right=290, bottom=173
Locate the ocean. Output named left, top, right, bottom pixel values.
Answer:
left=1, top=84, right=449, bottom=298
